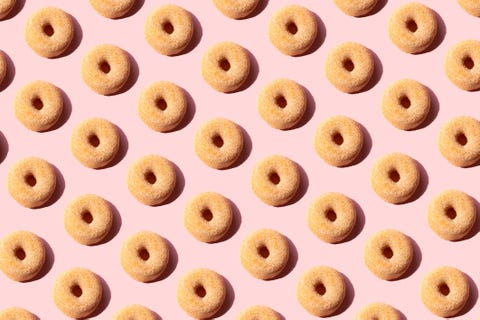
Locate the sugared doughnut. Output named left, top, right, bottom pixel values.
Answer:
left=89, top=0, right=136, bottom=19
left=113, top=304, right=156, bottom=320
left=213, top=0, right=260, bottom=19
left=0, top=307, right=36, bottom=320
left=237, top=305, right=280, bottom=320
left=445, top=40, right=480, bottom=91
left=333, top=0, right=379, bottom=17
left=0, top=0, right=15, bottom=19
left=457, top=0, right=480, bottom=16
left=355, top=302, right=401, bottom=320
left=0, top=50, right=6, bottom=86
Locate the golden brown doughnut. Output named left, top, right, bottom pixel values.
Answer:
left=457, top=0, right=480, bottom=16
left=0, top=0, right=16, bottom=19
left=113, top=304, right=156, bottom=320
left=0, top=307, right=36, bottom=320
left=237, top=305, right=280, bottom=320
left=0, top=50, right=6, bottom=86
left=213, top=0, right=260, bottom=19
left=445, top=40, right=480, bottom=91
left=89, top=0, right=136, bottom=19
left=355, top=302, right=401, bottom=320
left=333, top=0, right=379, bottom=17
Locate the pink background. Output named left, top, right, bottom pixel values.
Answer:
left=1, top=0, right=480, bottom=318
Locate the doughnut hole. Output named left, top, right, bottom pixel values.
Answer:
left=325, top=208, right=337, bottom=222
left=332, top=132, right=344, bottom=146
left=438, top=282, right=450, bottom=296
left=211, top=135, right=224, bottom=148
left=194, top=284, right=206, bottom=298
left=463, top=56, right=475, bottom=70
left=406, top=19, right=418, bottom=32
left=286, top=21, right=298, bottom=35
left=144, top=171, right=157, bottom=184
left=88, top=134, right=100, bottom=148
left=162, top=21, right=174, bottom=34
left=399, top=96, right=411, bottom=109
left=70, top=284, right=83, bottom=298
left=99, top=60, right=111, bottom=74
left=275, top=95, right=287, bottom=109
left=42, top=23, right=54, bottom=37
left=32, top=97, right=44, bottom=110
left=388, top=169, right=400, bottom=183
left=257, top=245, right=270, bottom=258
left=314, top=282, right=326, bottom=296
left=155, top=97, right=167, bottom=111
left=201, top=208, right=213, bottom=222
left=138, top=247, right=150, bottom=261
left=24, top=173, right=37, bottom=187
left=342, top=58, right=355, bottom=72
left=268, top=172, right=281, bottom=185
left=382, top=246, right=394, bottom=259
left=445, top=206, right=457, bottom=220
left=455, top=132, right=468, bottom=146
left=219, top=58, right=231, bottom=72
left=81, top=210, right=93, bottom=224
left=14, top=247, right=26, bottom=260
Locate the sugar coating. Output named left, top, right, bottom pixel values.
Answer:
left=0, top=231, right=45, bottom=282
left=388, top=2, right=437, bottom=54
left=14, top=80, right=63, bottom=132
left=213, top=0, right=259, bottom=19
left=257, top=78, right=307, bottom=130
left=64, top=194, right=113, bottom=245
left=363, top=229, right=413, bottom=280
left=70, top=117, right=120, bottom=169
left=113, top=304, right=156, bottom=320
left=176, top=268, right=226, bottom=319
left=0, top=0, right=15, bottom=19
left=420, top=266, right=469, bottom=317
left=445, top=40, right=480, bottom=91
left=89, top=0, right=136, bottom=19
left=194, top=118, right=244, bottom=169
left=314, top=115, right=364, bottom=167
left=427, top=190, right=476, bottom=241
left=120, top=231, right=169, bottom=282
left=251, top=155, right=300, bottom=206
left=333, top=0, right=379, bottom=17
left=137, top=81, right=187, bottom=132
left=7, top=157, right=56, bottom=208
left=381, top=79, right=430, bottom=130
left=307, top=192, right=357, bottom=243
left=237, top=305, right=280, bottom=320
left=201, top=41, right=251, bottom=93
left=24, top=7, right=74, bottom=58
left=370, top=152, right=420, bottom=204
left=0, top=50, right=6, bottom=86
left=325, top=42, right=374, bottom=93
left=296, top=266, right=346, bottom=317
left=457, top=0, right=480, bottom=16
left=438, top=116, right=480, bottom=167
left=145, top=5, right=193, bottom=56
left=240, top=228, right=289, bottom=280
left=183, top=192, right=233, bottom=243
left=268, top=5, right=317, bottom=56
left=53, top=267, right=102, bottom=318
left=126, top=155, right=176, bottom=206
left=355, top=302, right=401, bottom=320
left=81, top=44, right=131, bottom=95
left=0, top=307, right=36, bottom=320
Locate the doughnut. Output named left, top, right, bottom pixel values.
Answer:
left=370, top=153, right=420, bottom=204
left=70, top=118, right=120, bottom=169
left=314, top=115, right=364, bottom=167
left=81, top=44, right=131, bottom=95
left=296, top=266, right=346, bottom=317
left=126, top=155, right=176, bottom=206
left=307, top=192, right=357, bottom=243
left=420, top=266, right=469, bottom=317
left=0, top=307, right=36, bottom=320
left=381, top=79, right=431, bottom=130
left=53, top=267, right=102, bottom=318
left=355, top=302, right=401, bottom=320
left=0, top=0, right=15, bottom=19
left=237, top=305, right=280, bottom=320
left=120, top=231, right=169, bottom=282
left=251, top=155, right=300, bottom=206
left=427, top=190, right=476, bottom=241
left=183, top=192, right=233, bottom=243
left=113, top=304, right=156, bottom=320
left=7, top=157, right=57, bottom=208
left=257, top=78, right=307, bottom=130
left=457, top=0, right=480, bottom=16
left=201, top=41, right=251, bottom=93
left=438, top=116, right=480, bottom=167
left=445, top=40, right=480, bottom=91
left=333, top=0, right=379, bottom=17
left=325, top=42, right=374, bottom=93
left=24, top=7, right=74, bottom=58
left=0, top=50, right=6, bottom=86
left=89, top=0, right=136, bottom=19
left=387, top=3, right=437, bottom=54
left=194, top=118, right=244, bottom=169
left=63, top=194, right=113, bottom=245
left=0, top=230, right=45, bottom=282
left=363, top=229, right=413, bottom=280
left=240, top=229, right=289, bottom=280
left=268, top=5, right=317, bottom=56
left=213, top=0, right=260, bottom=19
left=176, top=268, right=226, bottom=319
left=144, top=5, right=194, bottom=56
left=137, top=81, right=187, bottom=132
left=14, top=80, right=64, bottom=132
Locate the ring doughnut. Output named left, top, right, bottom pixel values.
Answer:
left=388, top=3, right=437, bottom=54
left=381, top=79, right=431, bottom=130
left=420, top=266, right=469, bottom=317
left=0, top=231, right=45, bottom=282
left=127, top=155, right=176, bottom=206
left=251, top=155, right=300, bottom=206
left=70, top=118, right=120, bottom=169
left=240, top=229, right=289, bottom=280
left=438, top=116, right=480, bottom=167
left=237, top=305, right=280, bottom=320
left=427, top=190, right=476, bottom=241
left=268, top=5, right=317, bottom=56
left=307, top=192, right=357, bottom=243
left=145, top=5, right=194, bottom=56
left=183, top=192, right=233, bottom=243
left=445, top=40, right=480, bottom=91
left=7, top=157, right=57, bottom=208
left=370, top=152, right=420, bottom=204
left=81, top=44, right=131, bottom=95
left=137, top=81, right=187, bottom=132
left=0, top=307, right=36, bottom=320
left=333, top=0, right=379, bottom=17
left=457, top=0, right=480, bottom=16
left=64, top=194, right=113, bottom=245
left=201, top=41, right=251, bottom=93
left=24, top=7, right=74, bottom=58
left=213, top=0, right=260, bottom=19
left=113, top=304, right=156, bottom=320
left=89, top=0, right=136, bottom=19
left=176, top=268, right=226, bottom=319
left=0, top=51, right=6, bottom=86
left=314, top=115, right=364, bottom=167
left=53, top=267, right=102, bottom=318
left=363, top=229, right=413, bottom=280
left=14, top=80, right=64, bottom=132
left=296, top=266, right=346, bottom=317
left=325, top=42, right=374, bottom=93
left=355, top=302, right=401, bottom=320
left=257, top=78, right=307, bottom=130
left=194, top=118, right=244, bottom=169
left=120, top=231, right=169, bottom=282
left=0, top=0, right=15, bottom=19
